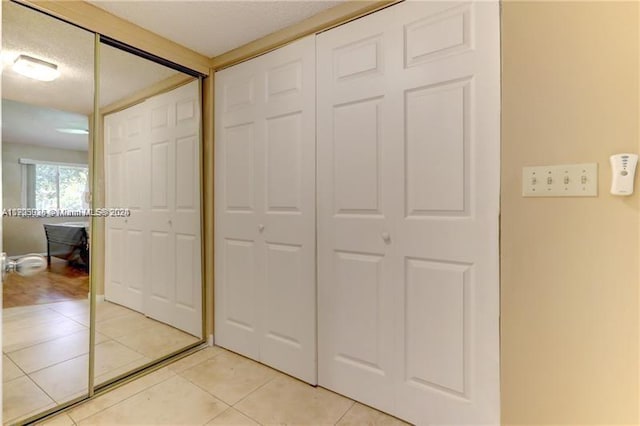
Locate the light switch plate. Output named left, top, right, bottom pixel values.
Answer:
left=522, top=163, right=598, bottom=197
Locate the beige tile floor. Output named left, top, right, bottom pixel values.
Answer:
left=3, top=300, right=199, bottom=425
left=34, top=346, right=410, bottom=426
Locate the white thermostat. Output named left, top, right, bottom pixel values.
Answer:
left=609, top=153, right=638, bottom=196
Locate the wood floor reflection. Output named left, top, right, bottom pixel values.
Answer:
left=2, top=258, right=89, bottom=308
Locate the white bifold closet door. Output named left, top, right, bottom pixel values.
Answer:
left=214, top=36, right=317, bottom=384
left=105, top=80, right=202, bottom=338
left=317, top=1, right=500, bottom=425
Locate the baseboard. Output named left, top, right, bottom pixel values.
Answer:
left=87, top=293, right=106, bottom=303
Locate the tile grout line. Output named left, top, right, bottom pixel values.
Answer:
left=3, top=327, right=88, bottom=357
left=71, top=346, right=218, bottom=422
left=172, top=348, right=280, bottom=415
left=104, top=317, right=201, bottom=359
left=333, top=400, right=356, bottom=425
left=7, top=338, right=97, bottom=377
left=3, top=304, right=91, bottom=341
left=200, top=405, right=265, bottom=426
left=3, top=303, right=194, bottom=423
left=229, top=407, right=265, bottom=426
left=9, top=333, right=128, bottom=378
left=170, top=347, right=228, bottom=375
left=172, top=350, right=247, bottom=406
left=3, top=319, right=88, bottom=353
left=6, top=402, right=59, bottom=426
left=5, top=371, right=59, bottom=422
left=228, top=372, right=281, bottom=418
left=68, top=367, right=178, bottom=423
left=4, top=351, right=32, bottom=378
left=9, top=330, right=170, bottom=419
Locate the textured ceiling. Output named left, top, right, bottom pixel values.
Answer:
left=88, top=0, right=343, bottom=57
left=2, top=1, right=95, bottom=115
left=2, top=1, right=185, bottom=150
left=2, top=1, right=343, bottom=151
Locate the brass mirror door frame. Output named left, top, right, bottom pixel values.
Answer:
left=88, top=32, right=100, bottom=399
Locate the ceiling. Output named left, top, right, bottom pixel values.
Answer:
left=2, top=100, right=89, bottom=152
left=1, top=1, right=182, bottom=151
left=2, top=1, right=343, bottom=152
left=88, top=1, right=343, bottom=57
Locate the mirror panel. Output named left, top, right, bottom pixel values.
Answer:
left=2, top=2, right=94, bottom=422
left=93, top=43, right=202, bottom=387
left=1, top=3, right=206, bottom=422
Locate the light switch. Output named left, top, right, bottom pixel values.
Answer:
left=522, top=163, right=598, bottom=197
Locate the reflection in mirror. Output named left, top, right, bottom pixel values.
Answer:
left=2, top=2, right=93, bottom=423
left=94, top=43, right=202, bottom=387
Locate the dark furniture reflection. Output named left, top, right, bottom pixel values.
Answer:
left=43, top=223, right=90, bottom=271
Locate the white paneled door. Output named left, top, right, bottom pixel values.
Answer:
left=105, top=80, right=202, bottom=337
left=214, top=36, right=317, bottom=384
left=317, top=1, right=500, bottom=424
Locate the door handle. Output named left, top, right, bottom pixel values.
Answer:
left=381, top=232, right=391, bottom=244
left=1, top=253, right=47, bottom=280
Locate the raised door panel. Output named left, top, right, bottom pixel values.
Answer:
left=218, top=238, right=259, bottom=357
left=105, top=227, right=124, bottom=303
left=174, top=232, right=200, bottom=332
left=150, top=141, right=170, bottom=210
left=405, top=78, right=470, bottom=217
left=224, top=123, right=255, bottom=212
left=106, top=152, right=122, bottom=208
left=176, top=136, right=198, bottom=211
left=149, top=230, right=173, bottom=324
left=332, top=98, right=382, bottom=216
left=404, top=258, right=469, bottom=396
left=125, top=149, right=144, bottom=210
left=263, top=243, right=303, bottom=347
left=332, top=251, right=386, bottom=372
left=265, top=113, right=301, bottom=213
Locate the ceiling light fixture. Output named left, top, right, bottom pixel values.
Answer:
left=56, top=128, right=89, bottom=135
left=13, top=55, right=60, bottom=81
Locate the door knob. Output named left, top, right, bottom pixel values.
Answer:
left=381, top=232, right=391, bottom=244
left=258, top=224, right=265, bottom=232
left=2, top=253, right=47, bottom=280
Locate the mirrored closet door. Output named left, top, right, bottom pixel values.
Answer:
left=1, top=2, right=206, bottom=424
left=2, top=3, right=94, bottom=423
left=94, top=42, right=203, bottom=388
